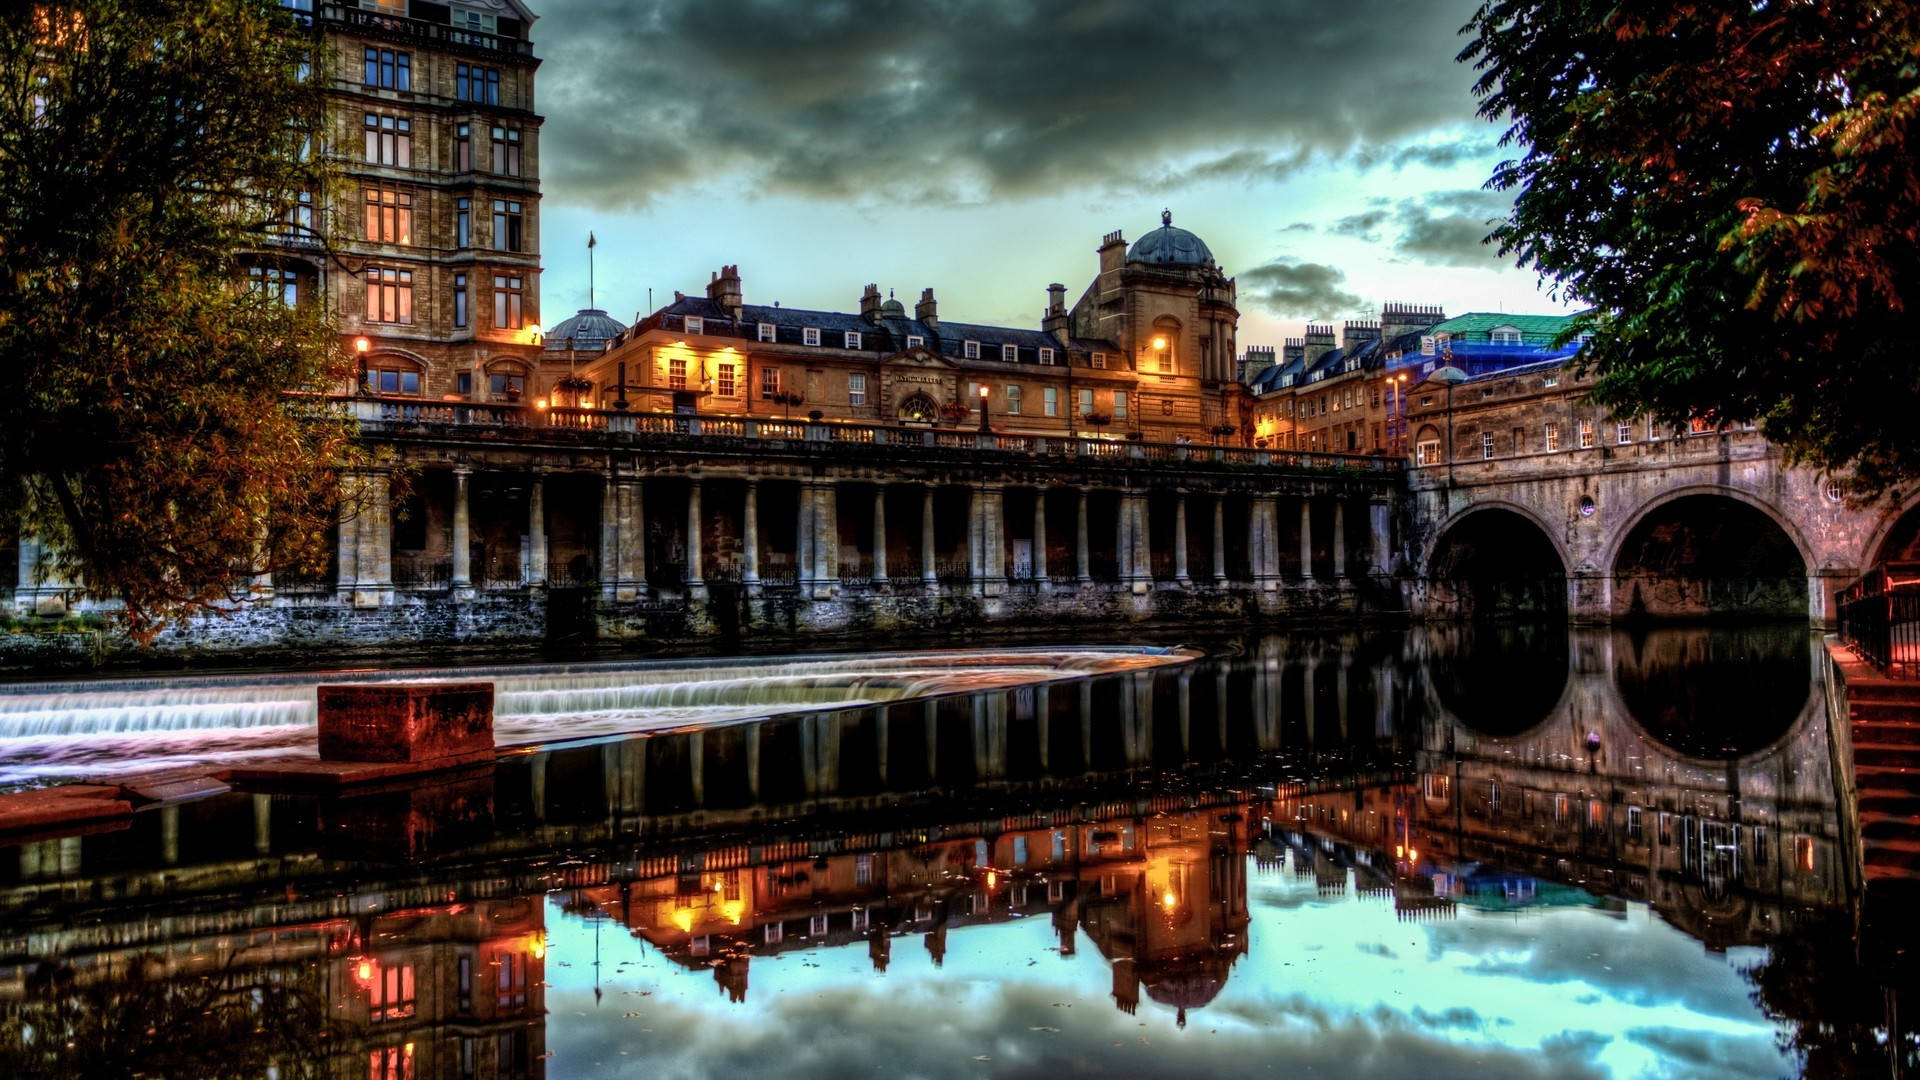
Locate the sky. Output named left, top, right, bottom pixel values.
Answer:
left=526, top=0, right=1583, bottom=350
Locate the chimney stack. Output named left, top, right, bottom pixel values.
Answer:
left=1380, top=302, right=1446, bottom=352
left=1043, top=282, right=1070, bottom=344
left=706, top=265, right=743, bottom=322
left=915, top=287, right=938, bottom=328
left=1342, top=319, right=1381, bottom=352
left=1239, top=344, right=1277, bottom=383
left=859, top=282, right=882, bottom=323
left=1303, top=324, right=1338, bottom=367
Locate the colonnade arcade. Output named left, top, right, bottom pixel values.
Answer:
left=320, top=463, right=1398, bottom=606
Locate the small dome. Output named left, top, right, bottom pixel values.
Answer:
left=881, top=297, right=906, bottom=317
left=1127, top=209, right=1214, bottom=268
left=544, top=308, right=627, bottom=353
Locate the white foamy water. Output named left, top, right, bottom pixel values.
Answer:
left=0, top=648, right=1183, bottom=786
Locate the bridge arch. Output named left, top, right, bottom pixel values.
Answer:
left=1422, top=502, right=1569, bottom=620
left=1605, top=486, right=1811, bottom=621
left=1860, top=492, right=1920, bottom=569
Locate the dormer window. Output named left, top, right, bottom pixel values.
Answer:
left=906, top=334, right=925, bottom=348
left=845, top=331, right=862, bottom=349
left=685, top=316, right=704, bottom=335
left=1491, top=326, right=1522, bottom=345
left=757, top=322, right=775, bottom=342
left=963, top=340, right=980, bottom=359
left=1091, top=351, right=1107, bottom=369
left=1001, top=344, right=1017, bottom=363
left=1039, top=347, right=1055, bottom=365
left=1543, top=376, right=1559, bottom=388
left=803, top=327, right=821, bottom=346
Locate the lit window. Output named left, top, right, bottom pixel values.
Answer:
left=1481, top=432, right=1494, bottom=459
left=1112, top=390, right=1128, bottom=420
left=491, top=274, right=522, bottom=329
left=1545, top=422, right=1562, bottom=451
left=685, top=316, right=704, bottom=335
left=1795, top=835, right=1816, bottom=872
left=849, top=373, right=866, bottom=406
left=964, top=340, right=980, bottom=359
left=367, top=961, right=416, bottom=1021
left=1039, top=347, right=1054, bottom=365
left=845, top=331, right=862, bottom=350
left=1005, top=384, right=1022, bottom=415
left=1043, top=387, right=1058, bottom=416
left=363, top=114, right=411, bottom=167
left=1090, top=351, right=1107, bottom=369
left=716, top=363, right=736, bottom=397
left=667, top=357, right=688, bottom=390
left=364, top=189, right=412, bottom=244
left=490, top=125, right=521, bottom=175
left=364, top=267, right=412, bottom=324
left=757, top=322, right=775, bottom=342
left=803, top=327, right=821, bottom=346
left=1415, top=440, right=1442, bottom=466
left=1579, top=420, right=1595, bottom=448
left=1002, top=343, right=1017, bottom=363
left=760, top=367, right=781, bottom=399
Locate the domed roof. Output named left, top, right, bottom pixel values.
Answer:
left=544, top=308, right=627, bottom=353
left=1127, top=210, right=1214, bottom=267
left=881, top=297, right=906, bottom=318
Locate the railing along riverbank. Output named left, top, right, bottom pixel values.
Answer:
left=333, top=395, right=1405, bottom=474
left=1837, top=563, right=1920, bottom=677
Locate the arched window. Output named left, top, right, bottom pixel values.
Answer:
left=898, top=391, right=939, bottom=423
left=484, top=358, right=529, bottom=402
left=1413, top=424, right=1444, bottom=466
left=364, top=353, right=425, bottom=396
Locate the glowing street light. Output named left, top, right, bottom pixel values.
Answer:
left=978, top=382, right=991, bottom=433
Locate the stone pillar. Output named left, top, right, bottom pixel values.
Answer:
left=1250, top=495, right=1278, bottom=592
left=743, top=480, right=762, bottom=594
left=1212, top=495, right=1228, bottom=584
left=1298, top=498, right=1314, bottom=582
left=797, top=480, right=815, bottom=592
left=612, top=476, right=646, bottom=601
left=1032, top=489, right=1049, bottom=585
left=1173, top=493, right=1190, bottom=584
left=1133, top=495, right=1151, bottom=591
left=1115, top=492, right=1133, bottom=584
left=452, top=465, right=473, bottom=598
left=526, top=471, right=547, bottom=587
left=813, top=482, right=837, bottom=596
left=921, top=486, right=938, bottom=585
left=979, top=483, right=1005, bottom=594
left=1368, top=496, right=1391, bottom=576
left=348, top=469, right=393, bottom=608
left=872, top=486, right=888, bottom=583
left=685, top=479, right=706, bottom=600
left=1332, top=500, right=1347, bottom=579
left=1076, top=489, right=1093, bottom=585
left=966, top=485, right=983, bottom=587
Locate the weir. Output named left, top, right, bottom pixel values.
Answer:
left=0, top=646, right=1190, bottom=787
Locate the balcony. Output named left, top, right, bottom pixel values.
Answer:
left=317, top=3, right=535, bottom=61
left=333, top=395, right=1407, bottom=477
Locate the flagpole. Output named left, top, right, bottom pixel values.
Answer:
left=588, top=231, right=597, bottom=311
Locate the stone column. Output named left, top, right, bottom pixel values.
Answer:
left=1250, top=495, right=1277, bottom=592
left=1076, top=489, right=1093, bottom=585
left=1032, top=489, right=1049, bottom=585
left=743, top=480, right=761, bottom=594
left=921, top=486, right=938, bottom=585
left=797, top=480, right=815, bottom=592
left=979, top=483, right=1005, bottom=594
left=1298, top=498, right=1314, bottom=582
left=685, top=479, right=706, bottom=600
left=526, top=470, right=547, bottom=588
left=814, top=481, right=837, bottom=596
left=452, top=465, right=473, bottom=599
left=1173, top=493, right=1190, bottom=584
left=1133, top=494, right=1151, bottom=591
left=1368, top=496, right=1391, bottom=576
left=1212, top=495, right=1228, bottom=584
left=872, top=486, right=888, bottom=583
left=1114, top=492, right=1133, bottom=584
left=966, top=485, right=983, bottom=587
left=1332, top=500, right=1347, bottom=579
left=600, top=474, right=644, bottom=602
left=351, top=469, right=393, bottom=607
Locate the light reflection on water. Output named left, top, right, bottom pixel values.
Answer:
left=0, top=627, right=1871, bottom=1079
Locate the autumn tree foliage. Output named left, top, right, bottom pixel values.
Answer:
left=1461, top=0, right=1920, bottom=495
left=0, top=1, right=363, bottom=640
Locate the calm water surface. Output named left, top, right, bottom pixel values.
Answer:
left=0, top=627, right=1889, bottom=1078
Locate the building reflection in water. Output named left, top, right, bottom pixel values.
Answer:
left=0, top=626, right=1874, bottom=1075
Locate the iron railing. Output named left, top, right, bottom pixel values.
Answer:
left=1837, top=563, right=1920, bottom=676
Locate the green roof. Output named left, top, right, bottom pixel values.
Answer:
left=1429, top=311, right=1577, bottom=344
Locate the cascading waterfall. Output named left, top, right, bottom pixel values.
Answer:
left=0, top=647, right=1187, bottom=786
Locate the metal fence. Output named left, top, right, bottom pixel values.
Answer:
left=1837, top=563, right=1920, bottom=676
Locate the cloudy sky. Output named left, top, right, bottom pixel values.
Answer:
left=528, top=0, right=1579, bottom=348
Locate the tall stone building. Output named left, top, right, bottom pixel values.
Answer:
left=251, top=0, right=547, bottom=400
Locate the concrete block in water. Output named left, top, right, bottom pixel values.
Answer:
left=317, top=682, right=494, bottom=763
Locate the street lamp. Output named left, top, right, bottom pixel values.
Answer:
left=354, top=336, right=370, bottom=392
left=978, top=383, right=991, bottom=433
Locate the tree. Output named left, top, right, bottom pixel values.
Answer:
left=1461, top=1, right=1920, bottom=496
left=0, top=1, right=363, bottom=641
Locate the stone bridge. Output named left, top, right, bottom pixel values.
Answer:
left=1404, top=427, right=1916, bottom=626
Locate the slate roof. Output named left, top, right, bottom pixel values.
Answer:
left=626, top=294, right=1076, bottom=368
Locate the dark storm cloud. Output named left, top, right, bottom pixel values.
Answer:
left=1393, top=188, right=1513, bottom=266
left=1332, top=208, right=1392, bottom=241
left=535, top=0, right=1487, bottom=209
left=1240, top=257, right=1366, bottom=318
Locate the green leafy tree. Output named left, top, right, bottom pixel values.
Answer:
left=1461, top=0, right=1920, bottom=495
left=0, top=0, right=362, bottom=641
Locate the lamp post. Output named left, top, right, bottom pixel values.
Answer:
left=977, top=383, right=991, bottom=433
left=354, top=336, right=370, bottom=392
